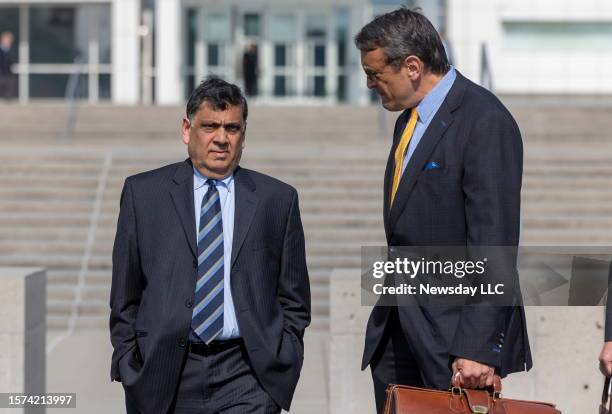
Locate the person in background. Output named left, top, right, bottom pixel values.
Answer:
left=242, top=43, right=259, bottom=97
left=0, top=31, right=17, bottom=99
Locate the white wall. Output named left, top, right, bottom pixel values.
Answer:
left=155, top=0, right=182, bottom=105
left=112, top=0, right=140, bottom=104
left=448, top=0, right=612, bottom=94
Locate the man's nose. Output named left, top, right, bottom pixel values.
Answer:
left=366, top=77, right=376, bottom=90
left=213, top=128, right=229, bottom=144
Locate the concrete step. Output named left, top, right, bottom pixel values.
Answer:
left=47, top=300, right=72, bottom=316
left=48, top=284, right=76, bottom=301
left=48, top=270, right=80, bottom=284
left=523, top=177, right=612, bottom=190
left=524, top=166, right=612, bottom=178
left=0, top=240, right=86, bottom=255
left=47, top=315, right=69, bottom=330
left=522, top=190, right=612, bottom=202
left=0, top=190, right=95, bottom=201
left=521, top=229, right=612, bottom=244
left=0, top=199, right=94, bottom=213
left=523, top=215, right=612, bottom=229
left=0, top=228, right=88, bottom=241
left=0, top=175, right=99, bottom=188
left=523, top=204, right=612, bottom=215
left=0, top=254, right=82, bottom=269
left=0, top=213, right=91, bottom=226
left=306, top=255, right=361, bottom=268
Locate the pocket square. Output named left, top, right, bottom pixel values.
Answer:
left=424, top=161, right=440, bottom=170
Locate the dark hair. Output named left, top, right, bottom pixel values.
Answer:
left=354, top=7, right=450, bottom=74
left=186, top=76, right=248, bottom=122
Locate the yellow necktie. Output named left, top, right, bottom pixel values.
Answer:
left=390, top=108, right=419, bottom=206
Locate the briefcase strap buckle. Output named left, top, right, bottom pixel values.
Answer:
left=472, top=406, right=489, bottom=414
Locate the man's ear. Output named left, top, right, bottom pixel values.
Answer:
left=242, top=122, right=247, bottom=148
left=181, top=117, right=191, bottom=145
left=404, top=55, right=422, bottom=80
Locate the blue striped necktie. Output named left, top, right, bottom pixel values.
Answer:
left=191, top=180, right=224, bottom=344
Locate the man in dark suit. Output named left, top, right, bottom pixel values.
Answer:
left=354, top=8, right=532, bottom=412
left=109, top=77, right=310, bottom=413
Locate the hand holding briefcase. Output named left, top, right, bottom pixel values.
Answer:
left=383, top=375, right=560, bottom=414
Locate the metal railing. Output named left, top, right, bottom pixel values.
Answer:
left=61, top=54, right=86, bottom=141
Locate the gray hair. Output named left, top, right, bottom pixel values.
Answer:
left=354, top=7, right=450, bottom=74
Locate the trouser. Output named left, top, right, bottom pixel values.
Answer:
left=125, top=339, right=280, bottom=414
left=370, top=309, right=424, bottom=414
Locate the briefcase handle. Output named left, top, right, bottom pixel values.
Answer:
left=451, top=373, right=503, bottom=399
left=602, top=377, right=611, bottom=414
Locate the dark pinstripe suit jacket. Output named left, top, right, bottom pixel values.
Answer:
left=362, top=71, right=533, bottom=388
left=109, top=160, right=310, bottom=413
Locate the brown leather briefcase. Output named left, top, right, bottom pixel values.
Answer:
left=383, top=376, right=561, bottom=414
left=601, top=377, right=611, bottom=414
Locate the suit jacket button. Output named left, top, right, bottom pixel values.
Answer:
left=185, top=299, right=193, bottom=308
left=178, top=338, right=186, bottom=348
left=193, top=258, right=198, bottom=268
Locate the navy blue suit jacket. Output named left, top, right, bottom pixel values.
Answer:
left=109, top=161, right=310, bottom=412
left=362, top=71, right=533, bottom=388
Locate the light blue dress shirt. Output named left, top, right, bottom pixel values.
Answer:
left=402, top=66, right=457, bottom=174
left=193, top=167, right=240, bottom=339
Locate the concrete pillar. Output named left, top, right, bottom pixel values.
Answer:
left=112, top=0, right=140, bottom=104
left=0, top=268, right=46, bottom=414
left=155, top=0, right=182, bottom=105
left=347, top=1, right=371, bottom=105
left=329, top=268, right=375, bottom=414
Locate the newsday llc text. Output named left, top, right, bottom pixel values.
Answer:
left=370, top=257, right=505, bottom=298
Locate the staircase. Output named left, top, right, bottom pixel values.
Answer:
left=0, top=102, right=610, bottom=332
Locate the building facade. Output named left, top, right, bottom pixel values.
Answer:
left=0, top=0, right=609, bottom=104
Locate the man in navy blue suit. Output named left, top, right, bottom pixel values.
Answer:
left=354, top=8, right=532, bottom=412
left=110, top=77, right=310, bottom=413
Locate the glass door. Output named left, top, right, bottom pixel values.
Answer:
left=184, top=7, right=234, bottom=97
left=304, top=13, right=327, bottom=97
left=269, top=13, right=297, bottom=97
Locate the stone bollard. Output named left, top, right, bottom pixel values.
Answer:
left=329, top=268, right=375, bottom=414
left=0, top=268, right=46, bottom=414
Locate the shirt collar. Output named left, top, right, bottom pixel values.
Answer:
left=193, top=166, right=234, bottom=191
left=416, top=66, right=456, bottom=123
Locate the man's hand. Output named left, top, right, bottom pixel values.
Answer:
left=599, top=341, right=612, bottom=377
left=452, top=358, right=495, bottom=389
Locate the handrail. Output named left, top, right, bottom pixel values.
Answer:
left=62, top=53, right=85, bottom=141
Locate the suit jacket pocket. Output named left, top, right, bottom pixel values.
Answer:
left=118, top=344, right=144, bottom=386
left=289, top=332, right=304, bottom=363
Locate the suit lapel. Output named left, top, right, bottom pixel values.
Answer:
left=387, top=72, right=467, bottom=237
left=170, top=160, right=197, bottom=257
left=231, top=167, right=258, bottom=268
left=384, top=109, right=409, bottom=242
